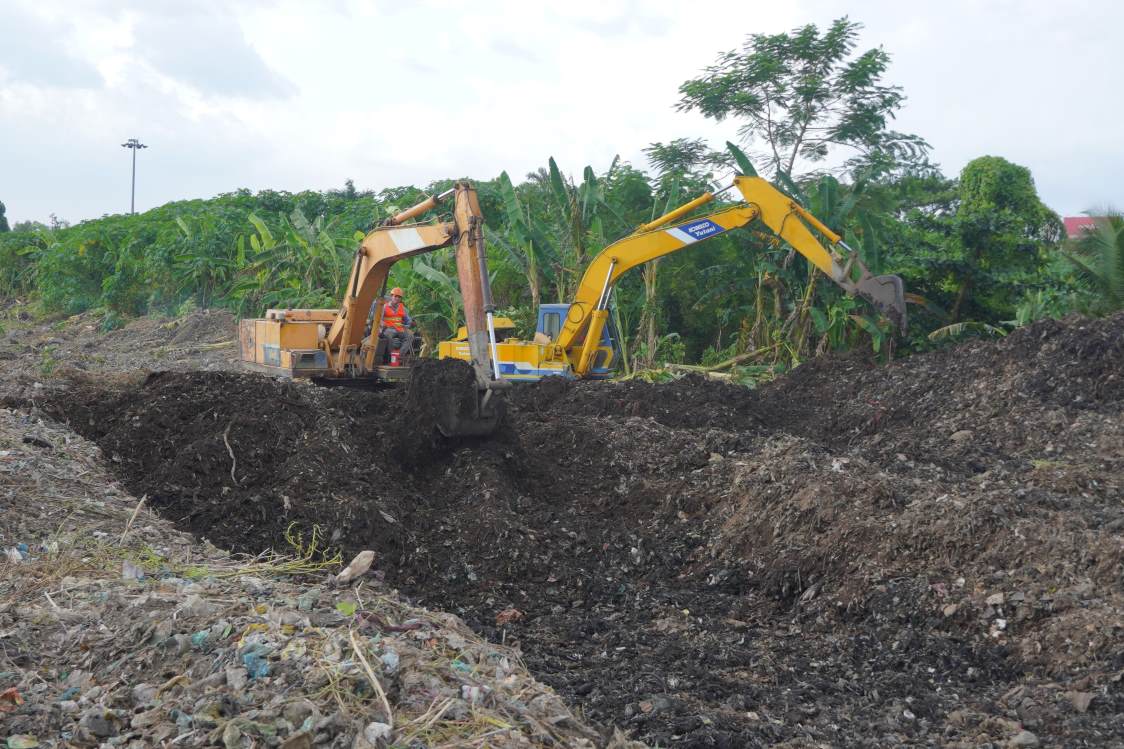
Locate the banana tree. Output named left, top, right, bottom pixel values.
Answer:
left=493, top=170, right=557, bottom=311
left=636, top=178, right=683, bottom=367
left=230, top=208, right=347, bottom=312
left=172, top=215, right=242, bottom=310
left=524, top=156, right=626, bottom=302
left=285, top=207, right=350, bottom=297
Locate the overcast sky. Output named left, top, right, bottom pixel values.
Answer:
left=1, top=0, right=1119, bottom=225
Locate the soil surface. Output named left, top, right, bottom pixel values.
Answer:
left=0, top=304, right=239, bottom=376
left=0, top=406, right=626, bottom=748
left=8, top=311, right=1124, bottom=746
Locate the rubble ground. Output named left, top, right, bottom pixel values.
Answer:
left=2, top=310, right=1123, bottom=747
left=0, top=410, right=637, bottom=748
left=0, top=303, right=240, bottom=377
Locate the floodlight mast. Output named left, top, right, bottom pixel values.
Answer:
left=120, top=138, right=148, bottom=214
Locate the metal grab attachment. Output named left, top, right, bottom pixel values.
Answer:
left=834, top=240, right=908, bottom=335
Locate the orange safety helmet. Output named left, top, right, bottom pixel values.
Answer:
left=390, top=287, right=404, bottom=297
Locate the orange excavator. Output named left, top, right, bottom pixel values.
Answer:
left=238, top=182, right=507, bottom=436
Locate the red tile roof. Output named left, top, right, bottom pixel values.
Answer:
left=1063, top=216, right=1098, bottom=238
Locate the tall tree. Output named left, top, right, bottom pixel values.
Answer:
left=677, top=17, right=928, bottom=178
left=0, top=200, right=9, bottom=232
left=945, top=156, right=1062, bottom=320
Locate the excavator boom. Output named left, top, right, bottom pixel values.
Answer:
left=552, top=176, right=908, bottom=377
left=438, top=174, right=908, bottom=381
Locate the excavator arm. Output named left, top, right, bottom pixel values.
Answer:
left=242, top=182, right=505, bottom=436
left=322, top=183, right=503, bottom=386
left=554, top=175, right=908, bottom=377
left=324, top=189, right=458, bottom=374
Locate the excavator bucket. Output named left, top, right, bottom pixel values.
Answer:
left=434, top=387, right=505, bottom=438
left=854, top=273, right=909, bottom=335
left=405, top=359, right=505, bottom=440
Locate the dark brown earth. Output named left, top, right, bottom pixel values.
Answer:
left=16, top=313, right=1124, bottom=747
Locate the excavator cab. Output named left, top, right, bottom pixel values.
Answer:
left=371, top=332, right=417, bottom=367
left=536, top=304, right=621, bottom=379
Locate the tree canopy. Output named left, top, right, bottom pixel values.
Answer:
left=952, top=157, right=1062, bottom=314
left=677, top=17, right=929, bottom=177
left=0, top=18, right=1093, bottom=375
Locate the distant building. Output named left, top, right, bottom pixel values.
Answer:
left=1063, top=216, right=1102, bottom=238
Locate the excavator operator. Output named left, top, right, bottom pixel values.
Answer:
left=380, top=287, right=414, bottom=358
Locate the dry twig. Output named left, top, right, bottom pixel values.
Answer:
left=119, top=493, right=147, bottom=544
left=349, top=627, right=395, bottom=730
left=222, top=420, right=238, bottom=484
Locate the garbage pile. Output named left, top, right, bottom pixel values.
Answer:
left=0, top=408, right=638, bottom=748
left=0, top=307, right=238, bottom=378
left=2, top=312, right=1122, bottom=746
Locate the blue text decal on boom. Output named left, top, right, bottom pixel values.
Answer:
left=680, top=219, right=725, bottom=240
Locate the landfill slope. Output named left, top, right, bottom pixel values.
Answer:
left=7, top=311, right=1124, bottom=746
left=0, top=305, right=240, bottom=376
left=0, top=408, right=639, bottom=748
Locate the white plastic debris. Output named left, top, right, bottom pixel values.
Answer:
left=363, top=721, right=392, bottom=742
left=336, top=550, right=376, bottom=584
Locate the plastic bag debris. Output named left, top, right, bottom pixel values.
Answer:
left=336, top=550, right=375, bottom=585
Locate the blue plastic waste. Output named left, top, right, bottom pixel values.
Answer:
left=242, top=646, right=272, bottom=679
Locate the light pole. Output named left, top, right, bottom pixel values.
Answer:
left=120, top=138, right=148, bottom=214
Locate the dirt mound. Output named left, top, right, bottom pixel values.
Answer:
left=165, top=309, right=238, bottom=346
left=0, top=407, right=624, bottom=748
left=43, top=371, right=414, bottom=571
left=27, top=312, right=1124, bottom=746
left=752, top=312, right=1123, bottom=468
left=511, top=373, right=763, bottom=431
left=0, top=307, right=240, bottom=377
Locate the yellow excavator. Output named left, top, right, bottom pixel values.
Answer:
left=239, top=182, right=508, bottom=436
left=440, top=175, right=907, bottom=380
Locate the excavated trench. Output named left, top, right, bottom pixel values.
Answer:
left=32, top=314, right=1124, bottom=746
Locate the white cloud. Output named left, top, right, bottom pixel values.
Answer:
left=0, top=5, right=103, bottom=88
left=131, top=5, right=297, bottom=99
left=1, top=0, right=1120, bottom=224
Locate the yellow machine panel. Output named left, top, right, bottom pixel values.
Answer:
left=449, top=317, right=517, bottom=342
left=439, top=338, right=570, bottom=380
left=240, top=318, right=330, bottom=377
